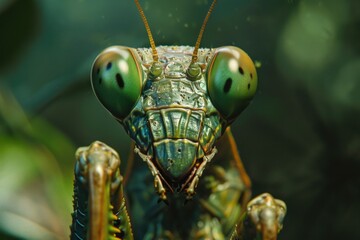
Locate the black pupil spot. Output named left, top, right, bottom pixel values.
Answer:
left=96, top=68, right=100, bottom=75
left=116, top=73, right=124, bottom=88
left=223, top=78, right=232, bottom=93
left=238, top=67, right=244, bottom=75
left=177, top=148, right=181, bottom=153
left=247, top=83, right=251, bottom=90
left=106, top=62, right=112, bottom=70
left=250, top=73, right=253, bottom=79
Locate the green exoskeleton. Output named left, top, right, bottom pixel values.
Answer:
left=70, top=0, right=286, bottom=239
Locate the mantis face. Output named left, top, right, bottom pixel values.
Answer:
left=91, top=45, right=257, bottom=197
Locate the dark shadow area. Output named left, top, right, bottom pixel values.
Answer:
left=0, top=0, right=40, bottom=72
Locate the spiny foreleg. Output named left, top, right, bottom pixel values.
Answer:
left=231, top=193, right=286, bottom=240
left=70, top=141, right=134, bottom=240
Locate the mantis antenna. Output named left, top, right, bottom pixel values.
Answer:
left=134, top=0, right=159, bottom=62
left=191, top=0, right=218, bottom=63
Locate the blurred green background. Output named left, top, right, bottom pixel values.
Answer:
left=0, top=0, right=359, bottom=239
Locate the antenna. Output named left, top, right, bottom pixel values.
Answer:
left=134, top=0, right=158, bottom=62
left=191, top=0, right=218, bottom=63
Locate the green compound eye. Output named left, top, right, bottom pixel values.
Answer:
left=206, top=46, right=258, bottom=120
left=91, top=46, right=143, bottom=120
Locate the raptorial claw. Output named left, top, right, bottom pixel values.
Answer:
left=71, top=141, right=134, bottom=240
left=75, top=141, right=120, bottom=187
left=247, top=193, right=286, bottom=240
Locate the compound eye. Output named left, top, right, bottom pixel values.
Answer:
left=91, top=46, right=143, bottom=120
left=206, top=46, right=258, bottom=120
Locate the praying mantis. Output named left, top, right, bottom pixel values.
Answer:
left=70, top=1, right=286, bottom=239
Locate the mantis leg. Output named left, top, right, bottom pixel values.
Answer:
left=219, top=128, right=286, bottom=240
left=186, top=128, right=251, bottom=239
left=231, top=193, right=286, bottom=240
left=205, top=128, right=286, bottom=240
left=70, top=141, right=134, bottom=240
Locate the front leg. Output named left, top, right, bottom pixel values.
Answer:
left=70, top=141, right=134, bottom=240
left=232, top=193, right=286, bottom=240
